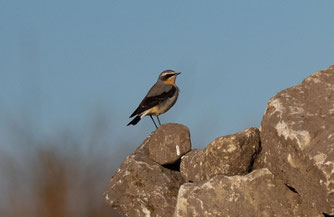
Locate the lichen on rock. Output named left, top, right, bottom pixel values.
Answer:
left=257, top=65, right=334, bottom=214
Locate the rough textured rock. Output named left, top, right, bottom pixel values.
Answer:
left=174, top=168, right=321, bottom=217
left=180, top=149, right=203, bottom=182
left=105, top=65, right=334, bottom=217
left=258, top=65, right=334, bottom=214
left=148, top=123, right=191, bottom=165
left=200, top=127, right=261, bottom=180
left=105, top=136, right=184, bottom=217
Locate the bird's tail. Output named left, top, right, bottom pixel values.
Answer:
left=127, top=116, right=141, bottom=126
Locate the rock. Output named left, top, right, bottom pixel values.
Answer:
left=106, top=65, right=334, bottom=216
left=259, top=65, right=334, bottom=214
left=180, top=149, right=203, bottom=182
left=200, top=127, right=261, bottom=180
left=105, top=136, right=184, bottom=217
left=148, top=123, right=191, bottom=165
left=174, top=168, right=321, bottom=217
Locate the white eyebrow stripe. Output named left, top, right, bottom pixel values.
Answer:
left=161, top=72, right=175, bottom=76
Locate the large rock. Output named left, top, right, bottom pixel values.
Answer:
left=259, top=65, right=334, bottom=214
left=105, top=136, right=184, bottom=217
left=148, top=123, right=191, bottom=165
left=180, top=149, right=203, bottom=182
left=200, top=127, right=261, bottom=180
left=174, top=168, right=321, bottom=217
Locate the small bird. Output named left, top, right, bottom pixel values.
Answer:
left=127, top=70, right=181, bottom=129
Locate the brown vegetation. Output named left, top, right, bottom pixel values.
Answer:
left=0, top=116, right=125, bottom=217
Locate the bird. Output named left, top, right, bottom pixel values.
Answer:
left=127, top=70, right=181, bottom=129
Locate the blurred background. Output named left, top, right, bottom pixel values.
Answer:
left=1, top=0, right=334, bottom=216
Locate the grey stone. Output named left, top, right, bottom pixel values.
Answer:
left=148, top=123, right=191, bottom=165
left=180, top=149, right=203, bottom=182
left=200, top=127, right=261, bottom=180
left=174, top=169, right=321, bottom=217
left=258, top=65, right=334, bottom=214
left=105, top=136, right=184, bottom=217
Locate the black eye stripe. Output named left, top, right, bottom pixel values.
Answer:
left=163, top=74, right=174, bottom=79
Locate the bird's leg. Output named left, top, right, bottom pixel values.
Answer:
left=156, top=115, right=161, bottom=126
left=150, top=115, right=158, bottom=129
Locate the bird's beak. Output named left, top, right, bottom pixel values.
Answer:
left=175, top=72, right=181, bottom=76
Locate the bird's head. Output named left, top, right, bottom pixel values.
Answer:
left=158, top=70, right=181, bottom=84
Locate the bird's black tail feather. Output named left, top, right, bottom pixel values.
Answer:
left=127, top=116, right=141, bottom=126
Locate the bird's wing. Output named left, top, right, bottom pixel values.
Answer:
left=129, top=83, right=176, bottom=117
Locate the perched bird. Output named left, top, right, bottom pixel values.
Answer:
left=127, top=70, right=181, bottom=129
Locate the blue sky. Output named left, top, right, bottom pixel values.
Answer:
left=1, top=0, right=334, bottom=151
